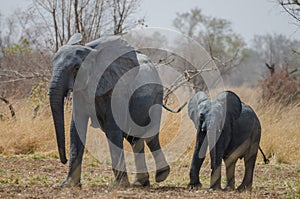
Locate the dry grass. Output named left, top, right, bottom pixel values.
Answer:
left=0, top=99, right=71, bottom=156
left=0, top=86, right=299, bottom=166
left=0, top=87, right=299, bottom=198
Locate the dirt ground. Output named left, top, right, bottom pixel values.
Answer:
left=0, top=154, right=299, bottom=199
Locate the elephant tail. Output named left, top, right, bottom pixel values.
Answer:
left=259, top=146, right=269, bottom=164
left=162, top=102, right=187, bottom=113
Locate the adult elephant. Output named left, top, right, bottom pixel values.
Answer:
left=187, top=91, right=268, bottom=191
left=49, top=33, right=184, bottom=187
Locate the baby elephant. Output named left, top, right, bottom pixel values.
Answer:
left=188, top=91, right=266, bottom=191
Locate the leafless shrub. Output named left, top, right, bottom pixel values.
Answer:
left=0, top=50, right=52, bottom=98
left=260, top=69, right=300, bottom=105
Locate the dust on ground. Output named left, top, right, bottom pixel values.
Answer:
left=0, top=155, right=299, bottom=198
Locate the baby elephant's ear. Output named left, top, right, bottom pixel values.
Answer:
left=188, top=91, right=208, bottom=122
left=216, top=91, right=242, bottom=120
left=67, top=33, right=83, bottom=45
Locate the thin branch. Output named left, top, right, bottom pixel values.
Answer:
left=292, top=49, right=300, bottom=55
left=163, top=59, right=216, bottom=100
left=0, top=96, right=16, bottom=119
left=0, top=70, right=50, bottom=83
left=279, top=0, right=300, bottom=22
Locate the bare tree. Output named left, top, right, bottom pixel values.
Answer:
left=279, top=1, right=300, bottom=55
left=0, top=16, right=19, bottom=50
left=0, top=0, right=142, bottom=98
left=0, top=13, right=52, bottom=97
left=33, top=0, right=107, bottom=51
left=173, top=8, right=246, bottom=76
left=28, top=0, right=141, bottom=51
left=253, top=34, right=300, bottom=75
left=112, top=0, right=141, bottom=35
left=265, top=63, right=275, bottom=76
left=279, top=0, right=300, bottom=22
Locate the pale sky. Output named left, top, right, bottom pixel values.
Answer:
left=0, top=0, right=299, bottom=45
left=141, top=0, right=300, bottom=44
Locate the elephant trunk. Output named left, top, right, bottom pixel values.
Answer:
left=207, top=129, right=217, bottom=169
left=49, top=73, right=68, bottom=164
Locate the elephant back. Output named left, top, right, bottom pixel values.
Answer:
left=216, top=91, right=242, bottom=121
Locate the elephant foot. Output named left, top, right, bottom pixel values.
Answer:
left=222, top=184, right=235, bottom=191
left=209, top=185, right=222, bottom=192
left=112, top=177, right=130, bottom=188
left=60, top=177, right=81, bottom=188
left=237, top=184, right=252, bottom=192
left=131, top=179, right=150, bottom=187
left=131, top=173, right=150, bottom=187
left=187, top=182, right=202, bottom=189
left=155, top=165, right=170, bottom=182
left=111, top=169, right=130, bottom=188
left=208, top=187, right=222, bottom=192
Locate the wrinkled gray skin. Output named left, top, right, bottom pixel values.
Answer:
left=188, top=91, right=261, bottom=191
left=49, top=34, right=170, bottom=187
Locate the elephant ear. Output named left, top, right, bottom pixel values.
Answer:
left=188, top=91, right=208, bottom=128
left=67, top=33, right=83, bottom=45
left=52, top=44, right=92, bottom=70
left=52, top=33, right=90, bottom=70
left=216, top=91, right=242, bottom=120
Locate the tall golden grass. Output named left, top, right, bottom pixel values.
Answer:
left=0, top=86, right=299, bottom=165
left=0, top=100, right=70, bottom=156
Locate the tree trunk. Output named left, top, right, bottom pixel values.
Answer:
left=52, top=8, right=59, bottom=52
left=74, top=0, right=80, bottom=33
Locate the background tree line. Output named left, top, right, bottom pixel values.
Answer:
left=0, top=0, right=299, bottom=108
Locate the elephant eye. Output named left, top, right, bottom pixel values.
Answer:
left=199, top=113, right=205, bottom=123
left=73, top=65, right=80, bottom=78
left=74, top=65, right=80, bottom=73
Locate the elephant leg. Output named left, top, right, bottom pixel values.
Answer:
left=61, top=117, right=88, bottom=187
left=209, top=141, right=224, bottom=191
left=209, top=162, right=222, bottom=191
left=238, top=144, right=259, bottom=192
left=145, top=134, right=170, bottom=183
left=125, top=136, right=150, bottom=187
left=106, top=129, right=130, bottom=187
left=188, top=131, right=207, bottom=188
left=208, top=139, right=223, bottom=191
left=224, top=157, right=237, bottom=191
